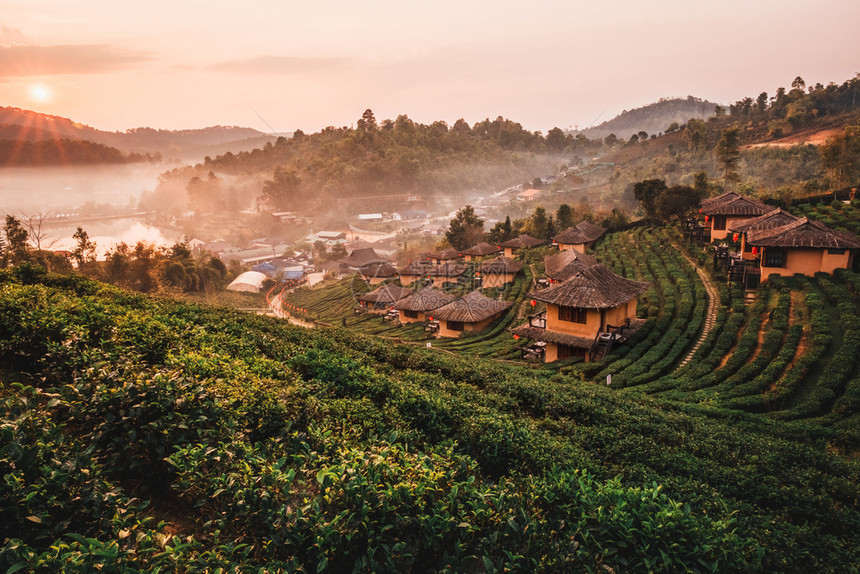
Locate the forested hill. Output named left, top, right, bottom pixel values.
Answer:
left=0, top=107, right=272, bottom=158
left=580, top=96, right=720, bottom=140
left=0, top=138, right=158, bottom=166
left=158, top=112, right=602, bottom=213
left=0, top=265, right=857, bottom=572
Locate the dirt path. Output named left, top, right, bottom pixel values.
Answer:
left=674, top=248, right=719, bottom=371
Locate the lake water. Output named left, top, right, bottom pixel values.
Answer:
left=0, top=164, right=181, bottom=252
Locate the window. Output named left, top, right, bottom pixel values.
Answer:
left=764, top=247, right=786, bottom=268
left=447, top=320, right=465, bottom=332
left=828, top=248, right=845, bottom=255
left=713, top=215, right=726, bottom=230
left=404, top=310, right=419, bottom=319
left=558, top=306, right=588, bottom=324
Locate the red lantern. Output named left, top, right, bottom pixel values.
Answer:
left=704, top=215, right=709, bottom=222
left=513, top=334, right=520, bottom=340
left=530, top=299, right=536, bottom=307
left=428, top=316, right=433, bottom=321
left=752, top=246, right=758, bottom=255
left=733, top=233, right=739, bottom=242
left=698, top=208, right=703, bottom=214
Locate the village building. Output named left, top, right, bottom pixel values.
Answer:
left=428, top=247, right=461, bottom=264
left=543, top=249, right=598, bottom=283
left=729, top=208, right=800, bottom=260
left=700, top=192, right=770, bottom=241
left=391, top=286, right=455, bottom=323
left=226, top=271, right=268, bottom=293
left=499, top=234, right=544, bottom=258
left=398, top=260, right=432, bottom=286
left=517, top=188, right=541, bottom=201
left=359, top=261, right=399, bottom=285
left=357, top=284, right=413, bottom=313
left=511, top=264, right=649, bottom=362
left=338, top=247, right=387, bottom=272
left=478, top=256, right=523, bottom=288
left=553, top=221, right=607, bottom=253
left=428, top=262, right=468, bottom=288
left=462, top=242, right=501, bottom=261
left=746, top=217, right=860, bottom=281
left=432, top=290, right=513, bottom=337
left=312, top=231, right=348, bottom=246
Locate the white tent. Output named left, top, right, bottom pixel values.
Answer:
left=226, top=271, right=268, bottom=293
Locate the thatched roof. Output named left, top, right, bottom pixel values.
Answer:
left=544, top=249, right=598, bottom=282
left=340, top=247, right=386, bottom=268
left=530, top=263, right=650, bottom=309
left=462, top=242, right=501, bottom=257
left=398, top=260, right=431, bottom=276
left=391, top=286, right=456, bottom=312
left=358, top=284, right=413, bottom=304
left=746, top=217, right=860, bottom=249
left=429, top=247, right=460, bottom=261
left=729, top=208, right=799, bottom=234
left=499, top=234, right=544, bottom=249
left=479, top=256, right=523, bottom=275
left=432, top=290, right=513, bottom=323
left=359, top=261, right=398, bottom=278
left=429, top=262, right=467, bottom=277
left=701, top=193, right=769, bottom=216
left=509, top=325, right=594, bottom=349
left=554, top=221, right=606, bottom=245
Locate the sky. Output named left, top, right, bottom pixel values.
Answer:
left=1, top=0, right=858, bottom=135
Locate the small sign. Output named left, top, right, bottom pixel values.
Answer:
left=606, top=374, right=612, bottom=386
left=426, top=342, right=432, bottom=348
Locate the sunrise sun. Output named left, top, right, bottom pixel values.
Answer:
left=30, top=84, right=52, bottom=102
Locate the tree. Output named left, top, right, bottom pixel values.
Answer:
left=72, top=226, right=97, bottom=268
left=357, top=109, right=377, bottom=132
left=262, top=168, right=302, bottom=210
left=822, top=125, right=860, bottom=187
left=716, top=127, right=741, bottom=187
left=445, top=205, right=484, bottom=250
left=21, top=213, right=56, bottom=253
left=791, top=76, right=806, bottom=91
left=556, top=204, right=574, bottom=230
left=546, top=127, right=567, bottom=151
left=756, top=92, right=768, bottom=115
left=633, top=179, right=667, bottom=224
left=655, top=184, right=706, bottom=223
left=523, top=206, right=550, bottom=239
left=4, top=215, right=29, bottom=264
left=683, top=119, right=706, bottom=153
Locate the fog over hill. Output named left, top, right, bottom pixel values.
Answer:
left=578, top=96, right=720, bottom=140
left=0, top=107, right=276, bottom=160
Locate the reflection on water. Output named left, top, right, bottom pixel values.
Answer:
left=0, top=164, right=181, bottom=254
left=49, top=220, right=182, bottom=255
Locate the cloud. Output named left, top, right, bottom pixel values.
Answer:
left=0, top=24, right=29, bottom=45
left=207, top=55, right=351, bottom=75
left=0, top=44, right=152, bottom=76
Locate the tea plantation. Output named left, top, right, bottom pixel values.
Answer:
left=1, top=264, right=859, bottom=572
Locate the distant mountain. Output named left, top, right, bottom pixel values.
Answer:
left=579, top=97, right=720, bottom=140
left=0, top=107, right=276, bottom=160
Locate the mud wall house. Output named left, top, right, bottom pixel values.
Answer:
left=746, top=217, right=860, bottom=281
left=432, top=290, right=513, bottom=337
left=428, top=247, right=461, bottom=264
left=499, top=234, right=544, bottom=258
left=397, top=260, right=431, bottom=287
left=543, top=249, right=598, bottom=283
left=478, top=256, right=523, bottom=288
left=357, top=284, right=413, bottom=313
left=730, top=208, right=800, bottom=260
left=462, top=242, right=501, bottom=261
left=359, top=261, right=398, bottom=285
left=553, top=221, right=606, bottom=253
left=429, top=262, right=468, bottom=289
left=700, top=192, right=769, bottom=241
left=391, top=287, right=455, bottom=323
left=511, top=264, right=649, bottom=362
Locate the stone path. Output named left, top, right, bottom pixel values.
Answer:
left=675, top=249, right=719, bottom=370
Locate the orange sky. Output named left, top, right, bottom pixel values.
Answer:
left=1, top=0, right=858, bottom=134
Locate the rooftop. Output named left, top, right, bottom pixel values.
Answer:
left=358, top=284, right=413, bottom=304
left=553, top=220, right=606, bottom=245
left=544, top=249, right=599, bottom=281
left=462, top=242, right=501, bottom=257
left=729, top=208, right=800, bottom=233
left=432, top=290, right=513, bottom=323
left=701, top=193, right=769, bottom=216
left=746, top=217, right=860, bottom=249
left=529, top=263, right=650, bottom=309
left=499, top=234, right=544, bottom=249
left=391, top=286, right=456, bottom=312
left=479, top=256, right=523, bottom=274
